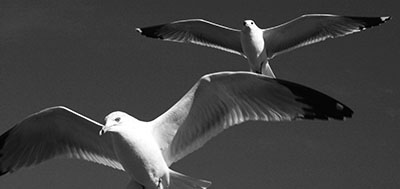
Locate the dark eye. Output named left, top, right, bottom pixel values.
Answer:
left=114, top=117, right=121, bottom=122
left=251, top=21, right=254, bottom=25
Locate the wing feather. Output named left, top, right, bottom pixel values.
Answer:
left=263, top=14, right=390, bottom=58
left=0, top=106, right=123, bottom=175
left=152, top=71, right=353, bottom=165
left=137, top=19, right=244, bottom=56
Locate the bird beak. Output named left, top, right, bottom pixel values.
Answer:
left=99, top=125, right=112, bottom=136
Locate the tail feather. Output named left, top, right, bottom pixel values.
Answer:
left=169, top=170, right=211, bottom=189
left=261, top=61, right=276, bottom=78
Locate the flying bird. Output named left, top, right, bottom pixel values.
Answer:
left=0, top=71, right=353, bottom=188
left=137, top=14, right=390, bottom=78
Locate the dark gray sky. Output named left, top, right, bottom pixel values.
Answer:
left=1, top=0, right=399, bottom=188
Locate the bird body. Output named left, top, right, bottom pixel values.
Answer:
left=0, top=71, right=353, bottom=188
left=137, top=14, right=390, bottom=77
left=105, top=113, right=170, bottom=188
left=240, top=20, right=272, bottom=76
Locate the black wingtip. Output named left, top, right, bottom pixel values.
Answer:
left=335, top=102, right=354, bottom=119
left=277, top=80, right=354, bottom=121
left=0, top=129, right=12, bottom=176
left=348, top=15, right=391, bottom=30
left=0, top=129, right=11, bottom=154
left=300, top=100, right=354, bottom=121
left=136, top=25, right=164, bottom=40
left=0, top=169, right=9, bottom=176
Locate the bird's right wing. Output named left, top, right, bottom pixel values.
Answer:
left=0, top=106, right=123, bottom=176
left=263, top=14, right=390, bottom=59
left=137, top=19, right=244, bottom=56
left=151, top=71, right=353, bottom=165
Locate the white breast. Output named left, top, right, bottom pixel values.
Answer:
left=240, top=28, right=267, bottom=72
left=111, top=125, right=169, bottom=187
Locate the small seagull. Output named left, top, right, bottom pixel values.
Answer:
left=137, top=14, right=390, bottom=77
left=0, top=71, right=353, bottom=188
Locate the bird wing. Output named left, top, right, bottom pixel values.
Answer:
left=263, top=14, right=390, bottom=59
left=151, top=71, right=353, bottom=165
left=137, top=19, right=244, bottom=56
left=0, top=106, right=123, bottom=176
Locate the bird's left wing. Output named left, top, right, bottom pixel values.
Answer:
left=137, top=19, right=244, bottom=56
left=263, top=14, right=390, bottom=59
left=0, top=106, right=123, bottom=176
left=151, top=71, right=353, bottom=165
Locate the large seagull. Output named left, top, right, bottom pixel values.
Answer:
left=137, top=14, right=390, bottom=78
left=0, top=71, right=353, bottom=188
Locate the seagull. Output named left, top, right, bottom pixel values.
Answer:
left=0, top=71, right=353, bottom=188
left=136, top=14, right=390, bottom=78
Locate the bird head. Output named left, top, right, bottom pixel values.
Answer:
left=242, top=20, right=258, bottom=30
left=99, top=111, right=131, bottom=135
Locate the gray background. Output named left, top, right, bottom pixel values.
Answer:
left=1, top=0, right=399, bottom=188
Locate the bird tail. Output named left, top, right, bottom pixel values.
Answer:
left=169, top=170, right=211, bottom=189
left=261, top=61, right=276, bottom=78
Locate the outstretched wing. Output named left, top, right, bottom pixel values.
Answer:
left=263, top=14, right=390, bottom=58
left=0, top=106, right=123, bottom=175
left=137, top=19, right=244, bottom=56
left=151, top=71, right=353, bottom=165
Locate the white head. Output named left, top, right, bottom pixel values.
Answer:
left=99, top=111, right=136, bottom=135
left=242, top=20, right=259, bottom=31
